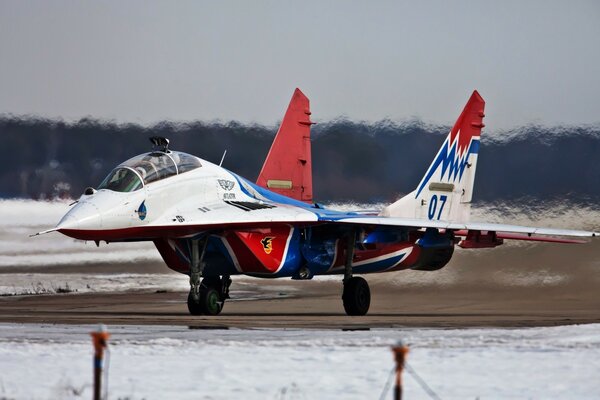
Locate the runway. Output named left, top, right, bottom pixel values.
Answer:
left=1, top=278, right=599, bottom=328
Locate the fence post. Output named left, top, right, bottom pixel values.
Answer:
left=90, top=324, right=110, bottom=400
left=391, top=341, right=409, bottom=400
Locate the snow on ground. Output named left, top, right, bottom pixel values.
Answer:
left=0, top=323, right=599, bottom=399
left=0, top=199, right=162, bottom=268
left=0, top=273, right=188, bottom=296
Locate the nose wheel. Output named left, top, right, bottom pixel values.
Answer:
left=186, top=236, right=232, bottom=316
left=187, top=276, right=231, bottom=316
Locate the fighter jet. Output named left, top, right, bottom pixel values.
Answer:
left=35, top=89, right=598, bottom=316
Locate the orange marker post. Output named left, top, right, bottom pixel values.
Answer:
left=90, top=324, right=110, bottom=400
left=391, top=341, right=409, bottom=400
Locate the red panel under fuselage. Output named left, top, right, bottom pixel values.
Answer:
left=222, top=226, right=297, bottom=274
left=152, top=225, right=300, bottom=277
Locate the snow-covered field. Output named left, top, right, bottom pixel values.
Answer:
left=0, top=323, right=599, bottom=399
left=0, top=199, right=162, bottom=268
left=0, top=273, right=188, bottom=296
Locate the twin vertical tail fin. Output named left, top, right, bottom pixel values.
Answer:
left=256, top=88, right=314, bottom=203
left=381, top=90, right=485, bottom=222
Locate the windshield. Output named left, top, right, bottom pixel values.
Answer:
left=98, top=168, right=143, bottom=192
left=98, top=151, right=202, bottom=192
left=121, top=152, right=177, bottom=184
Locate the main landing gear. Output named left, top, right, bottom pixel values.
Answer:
left=343, top=276, right=371, bottom=316
left=186, top=236, right=231, bottom=316
left=342, top=231, right=371, bottom=316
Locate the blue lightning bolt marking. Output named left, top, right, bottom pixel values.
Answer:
left=415, top=138, right=480, bottom=198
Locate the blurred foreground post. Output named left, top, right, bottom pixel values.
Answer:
left=391, top=341, right=409, bottom=400
left=90, top=324, right=110, bottom=400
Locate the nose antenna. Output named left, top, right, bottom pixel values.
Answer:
left=150, top=136, right=170, bottom=153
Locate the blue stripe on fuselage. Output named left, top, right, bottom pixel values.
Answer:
left=227, top=171, right=364, bottom=221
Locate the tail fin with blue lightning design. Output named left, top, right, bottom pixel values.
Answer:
left=380, top=90, right=485, bottom=222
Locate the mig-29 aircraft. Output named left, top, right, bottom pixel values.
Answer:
left=35, top=89, right=598, bottom=316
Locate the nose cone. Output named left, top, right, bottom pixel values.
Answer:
left=57, top=201, right=103, bottom=231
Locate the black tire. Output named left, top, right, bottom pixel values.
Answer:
left=342, top=276, right=371, bottom=316
left=187, top=291, right=204, bottom=315
left=187, top=277, right=224, bottom=316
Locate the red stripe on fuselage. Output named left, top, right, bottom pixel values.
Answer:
left=58, top=221, right=319, bottom=242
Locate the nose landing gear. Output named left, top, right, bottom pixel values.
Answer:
left=186, top=236, right=232, bottom=316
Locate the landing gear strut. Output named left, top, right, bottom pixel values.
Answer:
left=186, top=236, right=231, bottom=316
left=342, top=230, right=371, bottom=316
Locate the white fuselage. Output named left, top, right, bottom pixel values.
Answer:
left=56, top=156, right=317, bottom=236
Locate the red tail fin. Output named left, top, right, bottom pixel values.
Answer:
left=256, top=88, right=314, bottom=203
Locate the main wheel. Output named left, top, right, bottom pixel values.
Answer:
left=342, top=276, right=371, bottom=316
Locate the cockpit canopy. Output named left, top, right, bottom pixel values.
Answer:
left=98, top=151, right=202, bottom=192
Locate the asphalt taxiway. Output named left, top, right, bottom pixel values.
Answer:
left=1, top=279, right=598, bottom=328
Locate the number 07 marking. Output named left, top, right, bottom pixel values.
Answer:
left=427, top=194, right=448, bottom=220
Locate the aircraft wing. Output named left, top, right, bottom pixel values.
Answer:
left=327, top=216, right=598, bottom=238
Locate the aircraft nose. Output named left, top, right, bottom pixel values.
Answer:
left=57, top=201, right=103, bottom=230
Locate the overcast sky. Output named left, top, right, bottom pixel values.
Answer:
left=1, top=1, right=599, bottom=130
